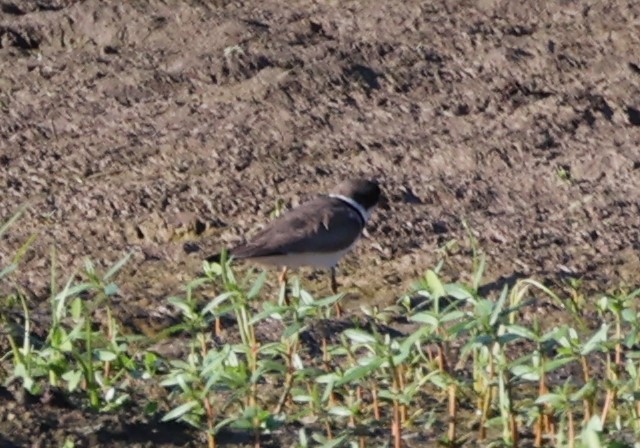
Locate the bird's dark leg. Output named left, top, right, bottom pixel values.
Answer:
left=331, top=267, right=343, bottom=317
left=330, top=267, right=339, bottom=294
left=279, top=267, right=289, bottom=305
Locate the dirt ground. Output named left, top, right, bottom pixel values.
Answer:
left=1, top=0, right=640, bottom=446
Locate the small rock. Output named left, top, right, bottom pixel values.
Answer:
left=432, top=220, right=449, bottom=234
left=183, top=242, right=200, bottom=254
left=401, top=186, right=422, bottom=204
left=625, top=106, right=640, bottom=126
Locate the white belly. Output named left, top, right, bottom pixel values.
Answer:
left=247, top=246, right=354, bottom=269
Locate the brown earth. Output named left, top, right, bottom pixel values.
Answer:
left=1, top=0, right=640, bottom=446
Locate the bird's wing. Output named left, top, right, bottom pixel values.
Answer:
left=231, top=197, right=365, bottom=258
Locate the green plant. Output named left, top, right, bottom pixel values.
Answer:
left=4, top=207, right=640, bottom=447
left=4, top=252, right=136, bottom=410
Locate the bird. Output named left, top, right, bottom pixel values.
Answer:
left=205, top=178, right=383, bottom=300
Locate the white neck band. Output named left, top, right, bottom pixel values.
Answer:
left=329, top=194, right=369, bottom=224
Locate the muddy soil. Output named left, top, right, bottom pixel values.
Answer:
left=1, top=0, right=640, bottom=446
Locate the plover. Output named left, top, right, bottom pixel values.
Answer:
left=207, top=179, right=382, bottom=296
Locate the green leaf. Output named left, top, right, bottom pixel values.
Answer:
left=540, top=325, right=569, bottom=343
left=70, top=297, right=83, bottom=320
left=54, top=281, right=92, bottom=320
left=427, top=374, right=448, bottom=390
left=282, top=321, right=305, bottom=339
left=247, top=271, right=267, bottom=300
left=299, top=288, right=315, bottom=305
left=497, top=332, right=521, bottom=345
left=489, top=285, right=508, bottom=327
left=202, top=291, right=237, bottom=315
left=159, top=376, right=181, bottom=388
left=425, top=270, right=445, bottom=300
left=250, top=304, right=289, bottom=325
left=312, top=434, right=348, bottom=448
left=444, top=283, right=474, bottom=301
left=103, top=282, right=119, bottom=296
left=23, top=376, right=36, bottom=394
left=298, top=428, right=308, bottom=446
left=328, top=406, right=353, bottom=417
left=580, top=415, right=602, bottom=448
left=596, top=296, right=608, bottom=312
left=471, top=334, right=493, bottom=347
left=52, top=327, right=73, bottom=351
left=104, top=387, right=116, bottom=402
left=379, top=389, right=414, bottom=404
left=186, top=277, right=211, bottom=292
left=201, top=349, right=231, bottom=376
left=343, top=329, right=376, bottom=344
left=410, top=311, right=439, bottom=327
left=104, top=253, right=132, bottom=280
left=144, top=401, right=158, bottom=415
left=485, top=415, right=505, bottom=429
left=258, top=360, right=287, bottom=375
left=472, top=252, right=486, bottom=291
left=162, top=400, right=200, bottom=421
left=571, top=381, right=596, bottom=401
left=167, top=297, right=195, bottom=318
left=504, top=324, right=537, bottom=341
left=544, top=356, right=575, bottom=373
left=13, top=363, right=28, bottom=380
left=399, top=326, right=431, bottom=354
left=213, top=416, right=239, bottom=434
left=292, top=394, right=313, bottom=403
left=97, top=350, right=117, bottom=362
left=535, top=393, right=563, bottom=406
left=581, top=324, right=609, bottom=355
left=336, top=359, right=382, bottom=386
left=203, top=260, right=222, bottom=276
left=441, top=310, right=465, bottom=323
left=510, top=364, right=538, bottom=381
left=621, top=308, right=636, bottom=323
left=0, top=263, right=17, bottom=280
left=474, top=299, right=494, bottom=320
left=202, top=371, right=223, bottom=393
left=231, top=415, right=255, bottom=431
left=84, top=258, right=96, bottom=275
left=62, top=369, right=83, bottom=392
left=312, top=293, right=344, bottom=308
left=315, top=373, right=339, bottom=384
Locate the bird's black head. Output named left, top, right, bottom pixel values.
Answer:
left=333, top=178, right=382, bottom=210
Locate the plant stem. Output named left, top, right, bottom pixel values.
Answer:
left=390, top=357, right=402, bottom=448
left=448, top=382, right=457, bottom=444
left=204, top=396, right=216, bottom=448
left=580, top=355, right=592, bottom=421
left=479, top=388, right=490, bottom=441
left=567, top=409, right=575, bottom=448
left=274, top=340, right=297, bottom=414
left=397, top=363, right=407, bottom=424
left=104, top=307, right=114, bottom=381
left=322, top=337, right=336, bottom=406
left=479, top=349, right=494, bottom=441
left=536, top=358, right=549, bottom=447
left=372, top=383, right=380, bottom=420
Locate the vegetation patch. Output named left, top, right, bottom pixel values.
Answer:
left=2, top=209, right=640, bottom=448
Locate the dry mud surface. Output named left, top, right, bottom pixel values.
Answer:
left=1, top=0, right=640, bottom=446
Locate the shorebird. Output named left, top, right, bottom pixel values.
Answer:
left=206, top=179, right=382, bottom=300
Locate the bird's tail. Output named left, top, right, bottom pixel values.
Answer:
left=205, top=252, right=223, bottom=263
left=204, top=248, right=233, bottom=264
